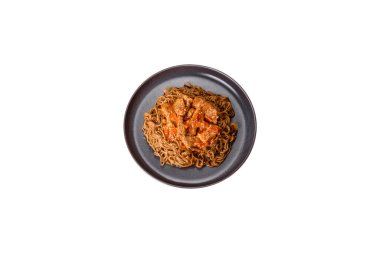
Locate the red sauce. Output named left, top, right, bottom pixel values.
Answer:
left=161, top=96, right=220, bottom=150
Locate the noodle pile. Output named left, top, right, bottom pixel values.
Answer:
left=143, top=83, right=238, bottom=168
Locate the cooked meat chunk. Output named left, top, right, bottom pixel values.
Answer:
left=161, top=103, right=178, bottom=141
left=173, top=98, right=187, bottom=116
left=182, top=94, right=193, bottom=108
left=197, top=125, right=220, bottom=143
left=185, top=108, right=195, bottom=120
left=192, top=97, right=218, bottom=124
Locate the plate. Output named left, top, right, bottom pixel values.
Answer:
left=124, top=64, right=256, bottom=188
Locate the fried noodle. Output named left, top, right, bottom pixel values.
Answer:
left=143, top=83, right=238, bottom=168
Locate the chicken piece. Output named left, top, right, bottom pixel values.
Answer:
left=192, top=97, right=205, bottom=109
left=192, top=97, right=218, bottom=124
left=161, top=103, right=178, bottom=126
left=179, top=136, right=195, bottom=149
left=197, top=125, right=220, bottom=143
left=176, top=115, right=186, bottom=136
left=163, top=126, right=177, bottom=141
left=161, top=103, right=172, bottom=119
left=173, top=98, right=187, bottom=116
left=161, top=103, right=178, bottom=141
left=182, top=94, right=193, bottom=108
left=204, top=107, right=218, bottom=124
left=185, top=108, right=195, bottom=120
left=187, top=108, right=203, bottom=136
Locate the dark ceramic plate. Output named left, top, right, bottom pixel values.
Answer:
left=124, top=65, right=256, bottom=188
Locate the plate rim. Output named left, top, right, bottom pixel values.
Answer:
left=123, top=64, right=257, bottom=188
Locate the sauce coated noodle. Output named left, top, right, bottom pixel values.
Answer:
left=143, top=83, right=238, bottom=168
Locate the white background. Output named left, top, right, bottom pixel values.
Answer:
left=0, top=0, right=379, bottom=252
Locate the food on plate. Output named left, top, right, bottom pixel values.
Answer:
left=143, top=83, right=238, bottom=168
